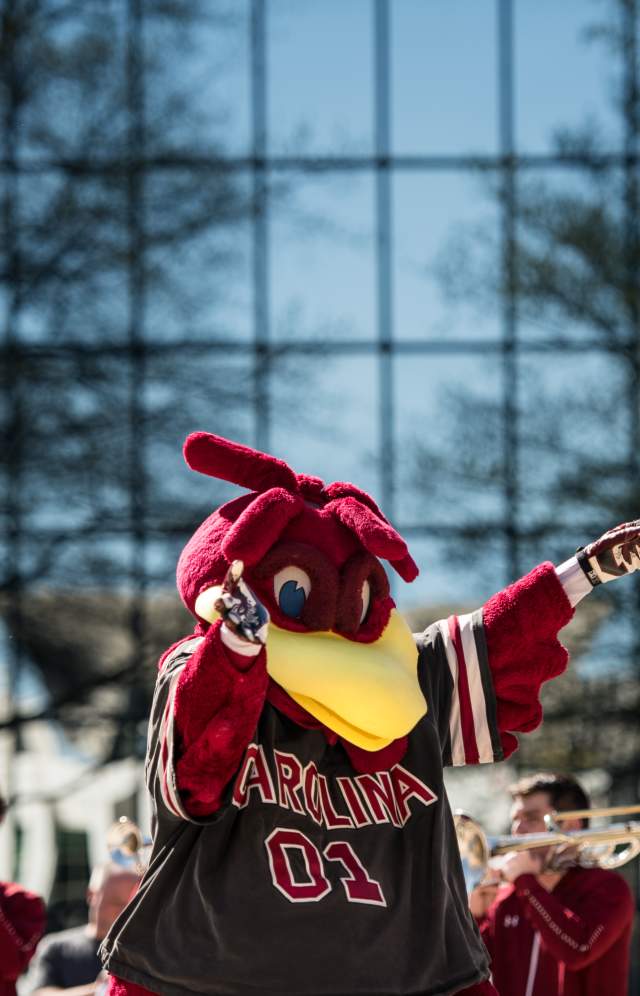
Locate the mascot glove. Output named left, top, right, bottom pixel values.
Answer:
left=577, top=519, right=640, bottom=586
left=214, top=560, right=270, bottom=645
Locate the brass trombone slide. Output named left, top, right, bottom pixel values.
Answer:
left=550, top=803, right=640, bottom=822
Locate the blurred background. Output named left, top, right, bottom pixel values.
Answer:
left=1, top=0, right=639, bottom=987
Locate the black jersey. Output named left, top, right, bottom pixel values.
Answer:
left=101, top=612, right=502, bottom=996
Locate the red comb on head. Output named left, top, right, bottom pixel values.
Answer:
left=184, top=431, right=299, bottom=493
left=326, top=497, right=419, bottom=582
left=182, top=431, right=419, bottom=583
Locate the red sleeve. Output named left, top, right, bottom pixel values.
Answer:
left=513, top=872, right=634, bottom=969
left=482, top=562, right=574, bottom=758
left=477, top=914, right=494, bottom=960
left=0, top=883, right=45, bottom=979
left=475, top=884, right=513, bottom=961
left=172, top=621, right=269, bottom=817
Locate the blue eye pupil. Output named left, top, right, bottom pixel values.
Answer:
left=278, top=580, right=307, bottom=619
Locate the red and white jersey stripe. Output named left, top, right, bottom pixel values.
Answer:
left=431, top=610, right=503, bottom=767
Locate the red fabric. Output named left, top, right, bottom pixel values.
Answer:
left=0, top=882, right=45, bottom=995
left=177, top=497, right=364, bottom=620
left=107, top=975, right=157, bottom=996
left=482, top=562, right=573, bottom=759
left=265, top=505, right=361, bottom=569
left=389, top=552, right=420, bottom=583
left=324, top=479, right=389, bottom=520
left=184, top=431, right=299, bottom=493
left=172, top=562, right=577, bottom=811
left=222, top=487, right=305, bottom=565
left=334, top=551, right=389, bottom=636
left=479, top=867, right=634, bottom=996
left=251, top=541, right=344, bottom=633
left=144, top=432, right=590, bottom=991
left=173, top=622, right=269, bottom=816
left=448, top=614, right=479, bottom=764
left=249, top=542, right=394, bottom=641
left=174, top=653, right=411, bottom=815
left=176, top=492, right=252, bottom=616
left=184, top=431, right=410, bottom=539
left=108, top=975, right=496, bottom=996
left=177, top=432, right=420, bottom=621
left=173, top=634, right=412, bottom=817
left=325, top=496, right=418, bottom=579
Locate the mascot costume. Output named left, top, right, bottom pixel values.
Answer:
left=100, top=431, right=640, bottom=996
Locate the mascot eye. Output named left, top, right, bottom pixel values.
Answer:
left=274, top=566, right=311, bottom=619
left=360, top=579, right=371, bottom=624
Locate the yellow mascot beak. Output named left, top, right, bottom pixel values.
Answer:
left=195, top=587, right=426, bottom=751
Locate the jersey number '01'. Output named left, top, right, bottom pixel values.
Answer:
left=265, top=828, right=387, bottom=906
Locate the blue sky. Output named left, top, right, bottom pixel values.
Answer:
left=210, top=0, right=620, bottom=156
left=180, top=0, right=623, bottom=609
left=4, top=3, right=632, bottom=699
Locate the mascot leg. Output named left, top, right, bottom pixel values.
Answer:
left=105, top=973, right=496, bottom=996
left=106, top=976, right=157, bottom=996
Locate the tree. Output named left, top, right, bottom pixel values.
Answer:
left=413, top=0, right=640, bottom=791
left=0, top=0, right=278, bottom=760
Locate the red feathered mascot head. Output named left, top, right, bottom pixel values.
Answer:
left=177, top=431, right=426, bottom=755
left=178, top=431, right=418, bottom=640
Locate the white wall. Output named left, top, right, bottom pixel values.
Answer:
left=1, top=721, right=147, bottom=899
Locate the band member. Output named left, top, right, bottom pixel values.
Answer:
left=470, top=773, right=634, bottom=996
left=0, top=793, right=46, bottom=996
left=29, top=863, right=140, bottom=996
left=98, top=432, right=640, bottom=996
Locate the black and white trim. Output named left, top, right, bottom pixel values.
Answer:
left=149, top=637, right=203, bottom=821
left=434, top=611, right=503, bottom=767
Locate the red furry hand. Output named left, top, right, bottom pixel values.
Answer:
left=214, top=560, right=269, bottom=644
left=577, top=519, right=640, bottom=586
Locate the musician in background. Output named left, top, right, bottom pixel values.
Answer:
left=470, top=772, right=634, bottom=996
left=0, top=793, right=46, bottom=996
left=28, top=863, right=139, bottom=996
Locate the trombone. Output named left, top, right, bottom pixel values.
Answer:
left=455, top=804, right=640, bottom=894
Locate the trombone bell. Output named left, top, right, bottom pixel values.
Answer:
left=106, top=816, right=150, bottom=874
left=455, top=812, right=492, bottom=895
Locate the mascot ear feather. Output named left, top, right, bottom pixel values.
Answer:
left=389, top=554, right=419, bottom=583
left=327, top=497, right=419, bottom=582
left=184, top=431, right=299, bottom=494
left=327, top=497, right=406, bottom=560
left=222, top=488, right=305, bottom=564
left=183, top=430, right=419, bottom=582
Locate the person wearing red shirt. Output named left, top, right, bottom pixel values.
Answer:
left=471, top=773, right=635, bottom=996
left=0, top=794, right=46, bottom=996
